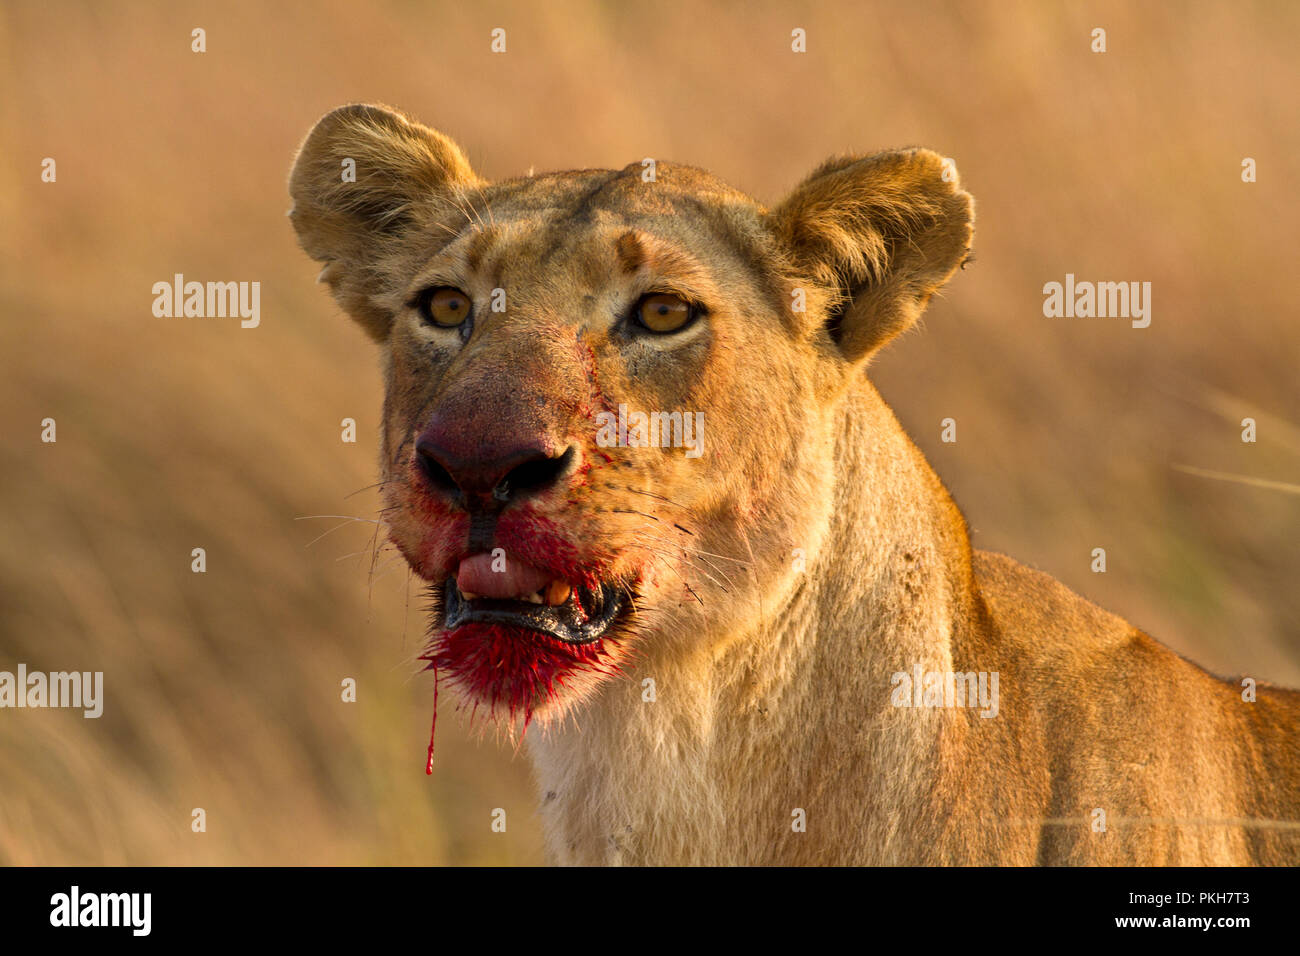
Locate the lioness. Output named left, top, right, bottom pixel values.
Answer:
left=289, top=104, right=1300, bottom=865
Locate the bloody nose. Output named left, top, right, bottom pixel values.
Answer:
left=415, top=422, right=574, bottom=503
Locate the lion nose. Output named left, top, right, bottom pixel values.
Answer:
left=415, top=429, right=575, bottom=504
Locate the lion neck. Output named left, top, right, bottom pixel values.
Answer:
left=527, top=378, right=977, bottom=864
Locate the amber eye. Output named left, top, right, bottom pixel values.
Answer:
left=420, top=287, right=472, bottom=328
left=635, top=293, right=696, bottom=334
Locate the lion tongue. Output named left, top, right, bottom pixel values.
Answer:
left=456, top=553, right=553, bottom=600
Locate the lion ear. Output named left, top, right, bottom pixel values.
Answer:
left=288, top=103, right=482, bottom=340
left=770, top=149, right=973, bottom=364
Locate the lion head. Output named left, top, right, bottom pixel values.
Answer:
left=289, top=104, right=973, bottom=732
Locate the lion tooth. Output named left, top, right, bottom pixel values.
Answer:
left=460, top=590, right=480, bottom=600
left=545, top=580, right=572, bottom=605
left=521, top=591, right=544, bottom=604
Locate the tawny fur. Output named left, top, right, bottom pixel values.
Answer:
left=289, top=104, right=1300, bottom=866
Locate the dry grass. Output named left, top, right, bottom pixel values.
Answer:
left=1, top=0, right=1296, bottom=864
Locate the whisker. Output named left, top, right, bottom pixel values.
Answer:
left=625, top=542, right=730, bottom=593
left=294, top=514, right=384, bottom=524
left=334, top=548, right=394, bottom=563
left=611, top=508, right=661, bottom=522
left=637, top=536, right=752, bottom=566
left=301, top=517, right=384, bottom=550
left=343, top=479, right=402, bottom=500
left=628, top=531, right=747, bottom=588
left=620, top=487, right=688, bottom=509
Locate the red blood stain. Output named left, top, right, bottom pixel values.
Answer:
left=416, top=512, right=638, bottom=772
left=420, top=622, right=622, bottom=770
left=573, top=336, right=618, bottom=422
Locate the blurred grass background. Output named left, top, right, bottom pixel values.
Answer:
left=1, top=0, right=1296, bottom=864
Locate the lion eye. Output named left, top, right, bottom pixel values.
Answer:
left=421, top=287, right=472, bottom=328
left=635, top=293, right=696, bottom=334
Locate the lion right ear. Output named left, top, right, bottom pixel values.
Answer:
left=288, top=104, right=482, bottom=340
left=770, top=148, right=974, bottom=365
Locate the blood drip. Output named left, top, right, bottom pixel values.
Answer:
left=424, top=661, right=439, bottom=774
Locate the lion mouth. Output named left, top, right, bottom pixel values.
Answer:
left=440, top=553, right=628, bottom=645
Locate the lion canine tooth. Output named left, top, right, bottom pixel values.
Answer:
left=545, top=580, right=572, bottom=605
left=460, top=590, right=480, bottom=600
left=522, top=591, right=544, bottom=604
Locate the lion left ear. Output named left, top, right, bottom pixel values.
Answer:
left=289, top=103, right=483, bottom=341
left=770, top=148, right=974, bottom=364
